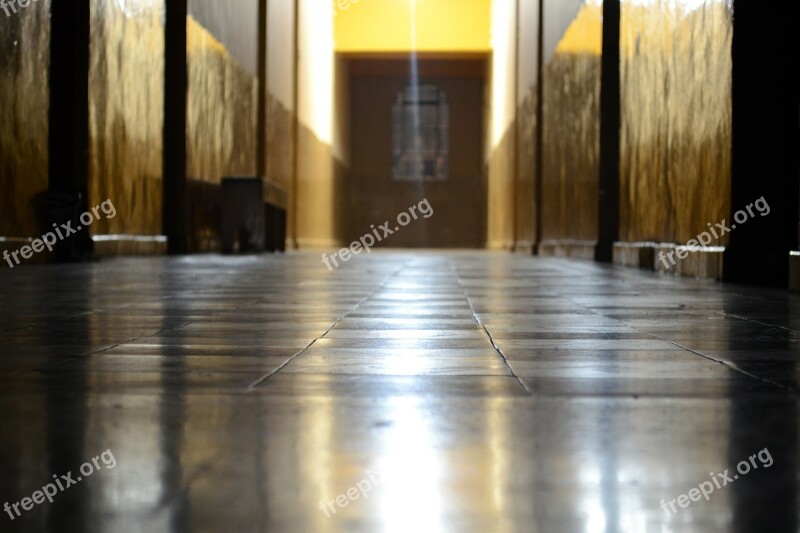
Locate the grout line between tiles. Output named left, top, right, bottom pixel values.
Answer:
left=451, top=263, right=533, bottom=395
left=551, top=288, right=799, bottom=394
left=245, top=262, right=411, bottom=391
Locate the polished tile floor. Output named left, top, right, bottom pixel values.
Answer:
left=0, top=251, right=799, bottom=532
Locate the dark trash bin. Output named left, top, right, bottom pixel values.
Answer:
left=47, top=190, right=93, bottom=262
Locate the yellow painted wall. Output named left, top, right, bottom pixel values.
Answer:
left=334, top=0, right=491, bottom=52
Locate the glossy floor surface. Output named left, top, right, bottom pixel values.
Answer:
left=1, top=251, right=799, bottom=532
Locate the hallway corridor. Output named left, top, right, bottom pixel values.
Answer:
left=1, top=252, right=798, bottom=531
left=2, top=0, right=799, bottom=530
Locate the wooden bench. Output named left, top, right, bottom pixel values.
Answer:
left=221, top=177, right=287, bottom=253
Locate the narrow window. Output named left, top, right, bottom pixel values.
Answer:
left=392, top=84, right=449, bottom=182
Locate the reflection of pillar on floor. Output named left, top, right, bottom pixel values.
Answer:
left=726, top=288, right=799, bottom=532
left=44, top=271, right=90, bottom=531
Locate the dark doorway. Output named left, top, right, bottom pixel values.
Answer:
left=346, top=55, right=488, bottom=248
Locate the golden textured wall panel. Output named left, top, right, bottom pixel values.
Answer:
left=541, top=1, right=601, bottom=241
left=516, top=86, right=538, bottom=251
left=0, top=2, right=50, bottom=237
left=295, top=123, right=346, bottom=248
left=266, top=94, right=294, bottom=193
left=487, top=126, right=516, bottom=250
left=620, top=0, right=732, bottom=243
left=514, top=0, right=540, bottom=252
left=186, top=15, right=258, bottom=182
left=89, top=0, right=165, bottom=236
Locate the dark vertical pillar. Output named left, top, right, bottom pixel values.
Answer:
left=257, top=0, right=268, bottom=178
left=512, top=0, right=520, bottom=249
left=49, top=0, right=89, bottom=194
left=595, top=0, right=621, bottom=263
left=49, top=0, right=92, bottom=261
left=726, top=0, right=800, bottom=287
left=289, top=0, right=299, bottom=250
left=533, top=0, right=545, bottom=253
left=164, top=0, right=188, bottom=254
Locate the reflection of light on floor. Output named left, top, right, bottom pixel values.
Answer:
left=393, top=328, right=432, bottom=340
left=306, top=397, right=336, bottom=533
left=87, top=291, right=168, bottom=528
left=488, top=398, right=508, bottom=516
left=580, top=461, right=650, bottom=533
left=376, top=398, right=444, bottom=533
left=382, top=352, right=432, bottom=375
left=583, top=497, right=607, bottom=533
left=376, top=293, right=440, bottom=302
left=578, top=463, right=608, bottom=533
left=618, top=494, right=649, bottom=533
